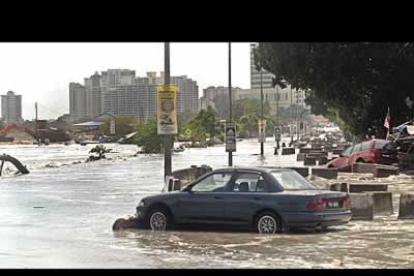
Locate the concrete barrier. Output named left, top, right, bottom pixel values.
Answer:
left=287, top=167, right=309, bottom=177
left=376, top=165, right=399, bottom=178
left=312, top=168, right=338, bottom=179
left=351, top=163, right=399, bottom=178
left=309, top=151, right=328, bottom=157
left=329, top=182, right=348, bottom=192
left=349, top=193, right=374, bottom=220
left=299, top=148, right=312, bottom=154
left=296, top=153, right=306, bottom=161
left=349, top=183, right=388, bottom=193
left=304, top=157, right=316, bottom=166
left=332, top=149, right=345, bottom=155
left=372, top=192, right=393, bottom=215
left=307, top=153, right=322, bottom=160
left=324, top=146, right=333, bottom=152
left=282, top=148, right=296, bottom=155
left=318, top=156, right=329, bottom=165
left=398, top=193, right=414, bottom=219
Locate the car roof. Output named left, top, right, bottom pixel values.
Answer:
left=212, top=166, right=293, bottom=174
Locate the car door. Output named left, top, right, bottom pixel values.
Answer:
left=348, top=143, right=362, bottom=167
left=223, top=172, right=269, bottom=225
left=175, top=171, right=234, bottom=224
left=333, top=146, right=352, bottom=171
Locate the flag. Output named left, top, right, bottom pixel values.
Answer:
left=384, top=107, right=390, bottom=129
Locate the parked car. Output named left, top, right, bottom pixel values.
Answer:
left=135, top=167, right=352, bottom=234
left=327, top=139, right=399, bottom=172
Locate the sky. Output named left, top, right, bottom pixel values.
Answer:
left=0, top=43, right=253, bottom=120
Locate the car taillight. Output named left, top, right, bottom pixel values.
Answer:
left=343, top=198, right=351, bottom=209
left=306, top=198, right=328, bottom=210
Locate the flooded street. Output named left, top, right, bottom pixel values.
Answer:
left=1, top=139, right=414, bottom=268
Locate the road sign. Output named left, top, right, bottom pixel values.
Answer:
left=258, top=119, right=266, bottom=143
left=157, top=84, right=178, bottom=135
left=274, top=126, right=281, bottom=141
left=225, top=122, right=236, bottom=152
left=110, top=120, right=116, bottom=135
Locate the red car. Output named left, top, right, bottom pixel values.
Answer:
left=327, top=139, right=399, bottom=171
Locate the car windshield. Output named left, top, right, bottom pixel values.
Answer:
left=270, top=170, right=316, bottom=190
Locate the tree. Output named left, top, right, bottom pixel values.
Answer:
left=87, top=145, right=112, bottom=162
left=133, top=118, right=166, bottom=153
left=255, top=43, right=414, bottom=137
left=186, top=107, right=218, bottom=146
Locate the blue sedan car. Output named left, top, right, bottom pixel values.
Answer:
left=136, top=167, right=352, bottom=234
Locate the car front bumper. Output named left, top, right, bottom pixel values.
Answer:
left=281, top=210, right=352, bottom=229
left=136, top=205, right=148, bottom=221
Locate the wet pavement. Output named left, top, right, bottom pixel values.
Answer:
left=1, top=139, right=414, bottom=268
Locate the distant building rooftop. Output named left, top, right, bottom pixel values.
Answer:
left=72, top=121, right=104, bottom=127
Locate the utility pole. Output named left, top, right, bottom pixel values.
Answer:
left=260, top=67, right=264, bottom=155
left=228, top=42, right=233, bottom=167
left=275, top=85, right=280, bottom=149
left=164, top=42, right=172, bottom=179
left=35, top=102, right=39, bottom=146
left=296, top=88, right=300, bottom=143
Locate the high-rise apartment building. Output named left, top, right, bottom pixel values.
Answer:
left=1, top=91, right=23, bottom=123
left=199, top=86, right=243, bottom=111
left=69, top=83, right=87, bottom=122
left=103, top=84, right=157, bottom=122
left=149, top=72, right=199, bottom=113
left=69, top=70, right=199, bottom=122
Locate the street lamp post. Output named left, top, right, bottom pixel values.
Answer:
left=275, top=85, right=280, bottom=149
left=260, top=67, right=264, bottom=156
left=299, top=109, right=307, bottom=141
left=296, top=89, right=300, bottom=143
left=164, top=42, right=172, bottom=179
left=228, top=42, right=233, bottom=167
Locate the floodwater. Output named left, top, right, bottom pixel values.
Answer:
left=1, top=139, right=414, bottom=268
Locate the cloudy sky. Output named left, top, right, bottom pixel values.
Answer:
left=0, top=43, right=253, bottom=120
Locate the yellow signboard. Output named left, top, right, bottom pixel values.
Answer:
left=157, top=84, right=178, bottom=135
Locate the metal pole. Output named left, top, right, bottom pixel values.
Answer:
left=228, top=42, right=233, bottom=167
left=164, top=42, right=172, bottom=179
left=35, top=102, right=39, bottom=146
left=276, top=85, right=280, bottom=149
left=291, top=87, right=294, bottom=145
left=296, top=89, right=300, bottom=143
left=260, top=67, right=264, bottom=155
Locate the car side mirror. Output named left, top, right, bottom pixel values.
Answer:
left=182, top=186, right=193, bottom=193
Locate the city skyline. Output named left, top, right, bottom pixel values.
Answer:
left=0, top=43, right=252, bottom=120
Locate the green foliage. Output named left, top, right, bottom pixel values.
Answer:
left=100, top=116, right=139, bottom=139
left=256, top=42, right=414, bottom=136
left=177, top=110, right=198, bottom=137
left=87, top=145, right=112, bottom=161
left=133, top=118, right=166, bottom=154
left=232, top=99, right=271, bottom=122
left=186, top=107, right=218, bottom=146
left=230, top=99, right=271, bottom=137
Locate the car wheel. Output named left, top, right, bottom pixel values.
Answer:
left=356, top=158, right=365, bottom=163
left=254, top=211, right=282, bottom=234
left=147, top=208, right=172, bottom=231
